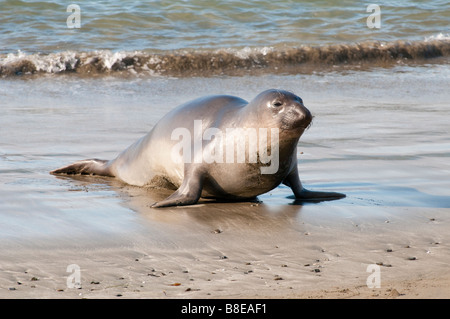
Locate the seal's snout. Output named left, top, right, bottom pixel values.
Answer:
left=296, top=101, right=312, bottom=123
left=280, top=102, right=312, bottom=131
left=289, top=101, right=312, bottom=129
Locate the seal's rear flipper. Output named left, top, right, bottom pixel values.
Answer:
left=50, top=159, right=113, bottom=177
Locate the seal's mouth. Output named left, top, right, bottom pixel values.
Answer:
left=303, top=115, right=314, bottom=130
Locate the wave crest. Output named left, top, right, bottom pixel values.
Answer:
left=1, top=39, right=449, bottom=78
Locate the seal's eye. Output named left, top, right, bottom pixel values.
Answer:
left=273, top=101, right=283, bottom=107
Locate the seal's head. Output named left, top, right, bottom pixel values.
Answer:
left=250, top=89, right=312, bottom=135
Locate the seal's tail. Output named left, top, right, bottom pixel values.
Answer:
left=50, top=159, right=113, bottom=177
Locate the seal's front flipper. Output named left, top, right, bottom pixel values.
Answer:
left=50, top=159, right=113, bottom=177
left=294, top=188, right=346, bottom=201
left=151, top=166, right=204, bottom=208
left=283, top=167, right=345, bottom=202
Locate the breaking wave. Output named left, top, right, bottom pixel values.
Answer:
left=1, top=39, right=449, bottom=78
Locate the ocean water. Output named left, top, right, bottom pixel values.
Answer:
left=0, top=0, right=449, bottom=76
left=0, top=1, right=449, bottom=249
left=1, top=0, right=449, bottom=52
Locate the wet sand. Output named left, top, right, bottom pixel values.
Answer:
left=1, top=66, right=449, bottom=298
left=1, top=189, right=449, bottom=299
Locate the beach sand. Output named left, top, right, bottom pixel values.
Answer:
left=1, top=193, right=449, bottom=299
left=1, top=66, right=449, bottom=299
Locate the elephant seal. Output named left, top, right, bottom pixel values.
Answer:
left=51, top=89, right=345, bottom=207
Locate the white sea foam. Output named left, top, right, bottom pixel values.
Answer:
left=424, top=33, right=450, bottom=42
left=100, top=51, right=127, bottom=70
left=0, top=50, right=78, bottom=74
left=221, top=47, right=274, bottom=60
